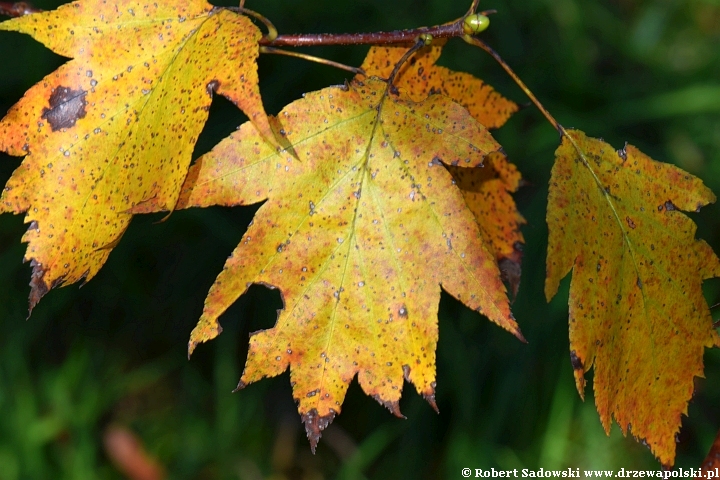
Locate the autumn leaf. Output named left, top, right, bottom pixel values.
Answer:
left=447, top=153, right=525, bottom=297
left=545, top=129, right=720, bottom=466
left=155, top=77, right=524, bottom=449
left=0, top=0, right=273, bottom=311
left=359, top=42, right=519, bottom=129
left=361, top=44, right=525, bottom=294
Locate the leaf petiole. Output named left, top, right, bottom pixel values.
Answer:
left=259, top=46, right=365, bottom=76
left=228, top=6, right=278, bottom=42
left=463, top=35, right=562, bottom=134
left=385, top=38, right=428, bottom=88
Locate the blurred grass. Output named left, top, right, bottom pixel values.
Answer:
left=1, top=0, right=720, bottom=478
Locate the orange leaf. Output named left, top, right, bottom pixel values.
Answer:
left=447, top=152, right=525, bottom=297
left=359, top=42, right=519, bottom=129
left=169, top=78, right=522, bottom=450
left=0, top=0, right=272, bottom=311
left=546, top=129, right=720, bottom=466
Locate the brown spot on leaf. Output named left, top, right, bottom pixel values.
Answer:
left=206, top=79, right=220, bottom=96
left=28, top=259, right=49, bottom=317
left=41, top=86, right=87, bottom=131
left=618, top=143, right=628, bottom=161
left=570, top=350, right=584, bottom=371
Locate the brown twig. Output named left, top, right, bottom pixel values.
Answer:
left=259, top=8, right=497, bottom=48
left=0, top=1, right=40, bottom=17
left=260, top=22, right=465, bottom=47
left=0, top=1, right=479, bottom=51
left=258, top=5, right=499, bottom=47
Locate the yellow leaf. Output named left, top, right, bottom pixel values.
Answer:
left=0, top=0, right=272, bottom=310
left=361, top=44, right=525, bottom=294
left=546, top=129, right=720, bottom=466
left=172, top=78, right=523, bottom=450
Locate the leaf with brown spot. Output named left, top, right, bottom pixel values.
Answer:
left=0, top=0, right=273, bottom=311
left=546, top=129, right=720, bottom=466
left=152, top=78, right=522, bottom=451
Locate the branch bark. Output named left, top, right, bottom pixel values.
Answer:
left=0, top=1, right=40, bottom=17
left=0, top=1, right=471, bottom=47
left=260, top=22, right=465, bottom=47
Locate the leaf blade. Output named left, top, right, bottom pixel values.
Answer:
left=360, top=43, right=525, bottom=295
left=0, top=0, right=272, bottom=309
left=546, top=129, right=720, bottom=466
left=178, top=78, right=520, bottom=448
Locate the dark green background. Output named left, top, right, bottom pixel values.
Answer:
left=1, top=0, right=720, bottom=478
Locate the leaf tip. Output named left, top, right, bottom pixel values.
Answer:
left=513, top=326, right=528, bottom=344
left=570, top=350, right=587, bottom=398
left=301, top=408, right=336, bottom=454
left=543, top=275, right=560, bottom=304
left=423, top=383, right=439, bottom=414
left=232, top=379, right=247, bottom=393
left=27, top=258, right=49, bottom=318
left=187, top=318, right=223, bottom=359
left=373, top=395, right=405, bottom=419
left=508, top=313, right=527, bottom=343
